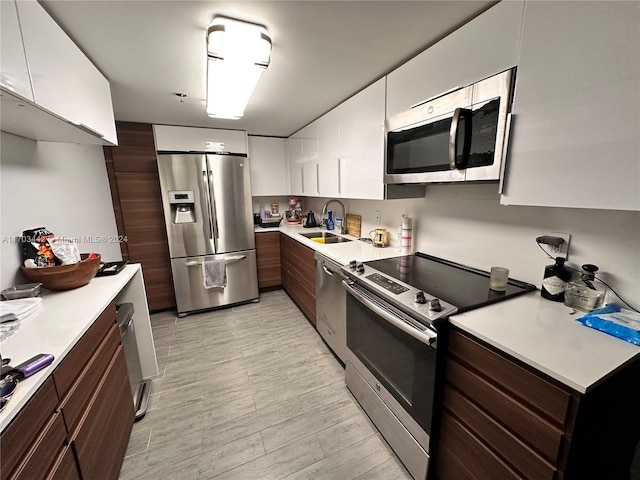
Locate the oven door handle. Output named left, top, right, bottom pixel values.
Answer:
left=342, top=280, right=437, bottom=345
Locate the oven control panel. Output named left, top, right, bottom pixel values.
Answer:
left=366, top=273, right=409, bottom=295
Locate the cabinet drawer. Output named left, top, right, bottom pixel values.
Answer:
left=448, top=329, right=572, bottom=425
left=437, top=411, right=520, bottom=480
left=443, top=385, right=556, bottom=480
left=11, top=413, right=67, bottom=480
left=0, top=377, right=58, bottom=480
left=47, top=445, right=80, bottom=480
left=72, top=346, right=134, bottom=480
left=53, top=303, right=116, bottom=397
left=58, top=324, right=121, bottom=435
left=446, top=358, right=564, bottom=463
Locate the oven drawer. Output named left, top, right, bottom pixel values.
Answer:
left=346, top=361, right=429, bottom=480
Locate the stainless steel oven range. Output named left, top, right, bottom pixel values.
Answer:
left=341, top=253, right=535, bottom=480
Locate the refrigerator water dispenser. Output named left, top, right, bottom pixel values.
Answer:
left=169, top=190, right=195, bottom=224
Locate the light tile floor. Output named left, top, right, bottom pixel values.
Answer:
left=119, top=290, right=412, bottom=480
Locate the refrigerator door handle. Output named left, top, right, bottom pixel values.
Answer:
left=208, top=170, right=220, bottom=241
left=202, top=170, right=215, bottom=241
left=185, top=255, right=246, bottom=267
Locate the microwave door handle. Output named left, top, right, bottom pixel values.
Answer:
left=449, top=108, right=472, bottom=170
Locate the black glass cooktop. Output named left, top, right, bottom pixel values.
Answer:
left=364, top=252, right=536, bottom=312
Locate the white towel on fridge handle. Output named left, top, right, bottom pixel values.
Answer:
left=203, top=259, right=227, bottom=288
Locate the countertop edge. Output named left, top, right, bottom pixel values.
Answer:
left=0, top=264, right=140, bottom=432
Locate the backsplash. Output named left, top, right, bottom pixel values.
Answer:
left=0, top=132, right=122, bottom=290
left=302, top=186, right=640, bottom=310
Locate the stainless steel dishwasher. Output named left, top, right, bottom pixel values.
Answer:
left=315, top=252, right=347, bottom=363
left=116, top=303, right=150, bottom=420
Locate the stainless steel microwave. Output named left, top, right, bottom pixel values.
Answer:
left=385, top=68, right=515, bottom=185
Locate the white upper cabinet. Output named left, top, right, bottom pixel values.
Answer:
left=386, top=1, right=524, bottom=118
left=501, top=1, right=640, bottom=211
left=317, top=109, right=341, bottom=197
left=13, top=0, right=117, bottom=145
left=152, top=125, right=248, bottom=154
left=248, top=136, right=288, bottom=196
left=336, top=78, right=386, bottom=200
left=0, top=0, right=33, bottom=101
left=287, top=123, right=319, bottom=196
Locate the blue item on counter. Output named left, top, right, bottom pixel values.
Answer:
left=576, top=304, right=640, bottom=346
left=326, top=211, right=334, bottom=230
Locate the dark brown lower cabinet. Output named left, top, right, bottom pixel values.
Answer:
left=256, top=231, right=281, bottom=289
left=436, top=328, right=640, bottom=480
left=0, top=302, right=134, bottom=480
left=280, top=233, right=316, bottom=326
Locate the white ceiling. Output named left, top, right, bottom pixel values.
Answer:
left=40, top=0, right=495, bottom=138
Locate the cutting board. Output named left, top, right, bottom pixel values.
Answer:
left=345, top=214, right=362, bottom=237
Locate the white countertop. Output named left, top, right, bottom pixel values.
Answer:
left=0, top=264, right=142, bottom=431
left=257, top=224, right=640, bottom=393
left=256, top=224, right=403, bottom=265
left=449, top=292, right=640, bottom=393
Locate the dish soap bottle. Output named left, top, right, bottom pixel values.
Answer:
left=326, top=211, right=334, bottom=230
left=541, top=257, right=572, bottom=302
left=564, top=264, right=607, bottom=312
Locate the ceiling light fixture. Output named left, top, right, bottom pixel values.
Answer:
left=206, top=16, right=271, bottom=119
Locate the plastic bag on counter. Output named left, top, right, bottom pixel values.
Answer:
left=576, top=304, right=640, bottom=346
left=48, top=237, right=81, bottom=265
left=21, top=227, right=56, bottom=267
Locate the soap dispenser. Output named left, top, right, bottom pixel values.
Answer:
left=326, top=211, right=334, bottom=230
left=541, top=257, right=572, bottom=302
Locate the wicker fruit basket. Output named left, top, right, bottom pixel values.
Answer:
left=21, top=253, right=101, bottom=291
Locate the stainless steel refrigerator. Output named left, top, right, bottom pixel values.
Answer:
left=157, top=152, right=258, bottom=316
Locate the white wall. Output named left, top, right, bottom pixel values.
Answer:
left=303, top=185, right=640, bottom=310
left=1, top=131, right=122, bottom=290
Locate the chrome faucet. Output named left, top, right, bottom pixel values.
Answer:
left=321, top=199, right=346, bottom=234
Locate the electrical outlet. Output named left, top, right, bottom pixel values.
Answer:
left=375, top=210, right=381, bottom=225
left=539, top=232, right=571, bottom=260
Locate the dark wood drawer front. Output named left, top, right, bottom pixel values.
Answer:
left=256, top=232, right=281, bottom=288
left=449, top=330, right=571, bottom=425
left=444, top=385, right=556, bottom=480
left=12, top=413, right=66, bottom=480
left=59, top=325, right=121, bottom=435
left=446, top=358, right=563, bottom=463
left=47, top=446, right=80, bottom=480
left=437, top=411, right=520, bottom=480
left=73, top=347, right=134, bottom=480
left=53, top=303, right=116, bottom=397
left=0, top=377, right=58, bottom=480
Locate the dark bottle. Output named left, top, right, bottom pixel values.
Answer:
left=541, top=257, right=572, bottom=302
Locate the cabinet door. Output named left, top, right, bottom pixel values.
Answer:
left=248, top=136, right=288, bottom=196
left=16, top=0, right=117, bottom=144
left=0, top=0, right=33, bottom=100
left=338, top=78, right=386, bottom=200
left=287, top=132, right=303, bottom=195
left=386, top=1, right=524, bottom=117
left=152, top=125, right=248, bottom=154
left=317, top=109, right=341, bottom=197
left=255, top=232, right=281, bottom=288
left=72, top=347, right=134, bottom=480
left=501, top=1, right=640, bottom=211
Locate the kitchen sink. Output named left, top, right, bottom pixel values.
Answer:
left=299, top=231, right=352, bottom=244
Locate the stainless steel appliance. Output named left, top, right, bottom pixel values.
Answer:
left=342, top=253, right=535, bottom=479
left=157, top=152, right=258, bottom=316
left=116, top=303, right=150, bottom=420
left=315, top=252, right=347, bottom=363
left=385, top=68, right=515, bottom=186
